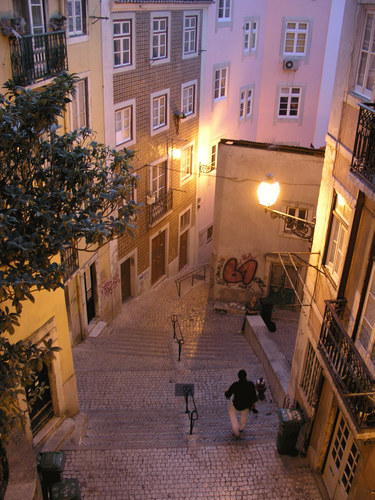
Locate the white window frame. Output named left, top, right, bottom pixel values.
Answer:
left=243, top=18, right=259, bottom=55
left=150, top=156, right=168, bottom=200
left=355, top=9, right=375, bottom=98
left=150, top=89, right=169, bottom=135
left=282, top=19, right=310, bottom=57
left=70, top=76, right=89, bottom=130
left=181, top=80, right=197, bottom=119
left=180, top=207, right=191, bottom=233
left=357, top=262, right=375, bottom=375
left=183, top=12, right=199, bottom=59
left=113, top=19, right=132, bottom=68
left=67, top=0, right=86, bottom=37
left=213, top=64, right=229, bottom=102
left=239, top=85, right=253, bottom=120
left=180, top=143, right=194, bottom=183
left=114, top=99, right=135, bottom=147
left=325, top=194, right=351, bottom=285
left=150, top=12, right=171, bottom=65
left=277, top=85, right=303, bottom=120
left=217, top=0, right=231, bottom=23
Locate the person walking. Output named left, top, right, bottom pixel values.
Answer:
left=225, top=369, right=258, bottom=438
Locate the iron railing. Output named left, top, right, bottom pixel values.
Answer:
left=318, top=300, right=375, bottom=429
left=183, top=385, right=198, bottom=435
left=175, top=264, right=210, bottom=297
left=9, top=31, right=68, bottom=86
left=351, top=102, right=375, bottom=186
left=171, top=315, right=184, bottom=361
left=148, top=190, right=173, bottom=225
left=61, top=246, right=79, bottom=283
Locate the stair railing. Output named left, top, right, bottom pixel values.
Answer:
left=175, top=264, right=210, bottom=297
left=183, top=385, right=198, bottom=435
left=171, top=314, right=184, bottom=361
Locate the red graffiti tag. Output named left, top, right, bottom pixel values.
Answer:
left=223, top=258, right=258, bottom=285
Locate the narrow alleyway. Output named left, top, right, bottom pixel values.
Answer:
left=62, top=278, right=323, bottom=499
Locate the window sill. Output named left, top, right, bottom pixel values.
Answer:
left=68, top=34, right=89, bottom=45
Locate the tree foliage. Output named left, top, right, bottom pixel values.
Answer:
left=0, top=73, right=137, bottom=445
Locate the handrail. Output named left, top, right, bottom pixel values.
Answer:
left=183, top=385, right=198, bottom=435
left=175, top=264, right=210, bottom=296
left=171, top=315, right=184, bottom=361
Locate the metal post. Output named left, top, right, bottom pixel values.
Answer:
left=178, top=340, right=182, bottom=361
left=184, top=386, right=189, bottom=414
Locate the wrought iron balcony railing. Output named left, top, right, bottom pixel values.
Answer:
left=148, top=190, right=173, bottom=226
left=61, top=246, right=79, bottom=283
left=351, top=102, right=375, bottom=186
left=318, top=300, right=375, bottom=430
left=9, top=31, right=68, bottom=86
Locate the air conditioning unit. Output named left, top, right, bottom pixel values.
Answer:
left=283, top=59, right=299, bottom=71
left=146, top=194, right=156, bottom=205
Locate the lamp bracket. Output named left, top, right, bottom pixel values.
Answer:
left=265, top=207, right=315, bottom=243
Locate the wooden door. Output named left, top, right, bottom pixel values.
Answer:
left=151, top=231, right=166, bottom=284
left=121, top=258, right=131, bottom=302
left=179, top=231, right=188, bottom=271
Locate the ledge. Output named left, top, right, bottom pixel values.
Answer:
left=244, top=315, right=290, bottom=408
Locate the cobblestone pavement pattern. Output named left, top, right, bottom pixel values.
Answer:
left=62, top=277, right=323, bottom=499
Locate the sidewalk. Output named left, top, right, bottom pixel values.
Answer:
left=62, top=277, right=323, bottom=499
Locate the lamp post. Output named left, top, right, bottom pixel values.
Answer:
left=258, top=173, right=315, bottom=243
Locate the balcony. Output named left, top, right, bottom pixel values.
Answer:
left=318, top=300, right=375, bottom=430
left=351, top=103, right=375, bottom=187
left=9, top=31, right=68, bottom=86
left=148, top=190, right=173, bottom=226
left=61, top=246, right=79, bottom=283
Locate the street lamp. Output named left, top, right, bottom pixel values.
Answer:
left=258, top=173, right=315, bottom=242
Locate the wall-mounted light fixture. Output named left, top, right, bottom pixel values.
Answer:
left=258, top=173, right=315, bottom=242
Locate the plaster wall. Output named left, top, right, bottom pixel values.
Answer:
left=210, top=140, right=324, bottom=302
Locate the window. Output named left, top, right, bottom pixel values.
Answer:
left=182, top=81, right=197, bottom=117
left=207, top=225, right=213, bottom=242
left=152, top=91, right=169, bottom=132
left=325, top=194, right=351, bottom=284
left=244, top=19, right=258, bottom=54
left=211, top=144, right=217, bottom=169
left=115, top=105, right=133, bottom=146
left=151, top=160, right=167, bottom=199
left=239, top=87, right=253, bottom=119
left=152, top=16, right=168, bottom=61
left=181, top=145, right=193, bottom=180
left=283, top=21, right=309, bottom=56
left=358, top=263, right=375, bottom=360
left=113, top=20, right=132, bottom=67
left=284, top=207, right=308, bottom=234
left=71, top=78, right=88, bottom=129
left=214, top=67, right=228, bottom=101
left=180, top=209, right=191, bottom=231
left=68, top=0, right=86, bottom=36
left=300, top=342, right=322, bottom=407
left=218, top=0, right=231, bottom=22
left=183, top=14, right=198, bottom=56
left=278, top=86, right=301, bottom=118
left=355, top=11, right=375, bottom=97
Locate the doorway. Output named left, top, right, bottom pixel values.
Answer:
left=84, top=263, right=96, bottom=324
left=323, top=413, right=360, bottom=499
left=179, top=230, right=188, bottom=271
left=151, top=230, right=166, bottom=284
left=121, top=258, right=132, bottom=302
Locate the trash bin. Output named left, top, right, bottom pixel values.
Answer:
left=276, top=408, right=304, bottom=456
left=51, top=478, right=81, bottom=500
left=259, top=297, right=276, bottom=332
left=37, top=451, right=66, bottom=499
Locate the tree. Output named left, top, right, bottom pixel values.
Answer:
left=0, top=73, right=137, bottom=445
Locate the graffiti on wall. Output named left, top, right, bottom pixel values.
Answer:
left=216, top=253, right=265, bottom=291
left=101, top=272, right=120, bottom=297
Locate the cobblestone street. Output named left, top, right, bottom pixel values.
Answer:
left=62, top=277, right=323, bottom=499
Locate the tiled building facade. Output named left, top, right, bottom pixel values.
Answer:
left=101, top=0, right=212, bottom=300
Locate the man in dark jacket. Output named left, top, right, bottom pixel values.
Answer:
left=225, top=369, right=258, bottom=438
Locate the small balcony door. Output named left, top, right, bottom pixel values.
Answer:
left=121, top=258, right=132, bottom=302
left=27, top=0, right=45, bottom=34
left=323, top=413, right=360, bottom=499
left=179, top=231, right=188, bottom=271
